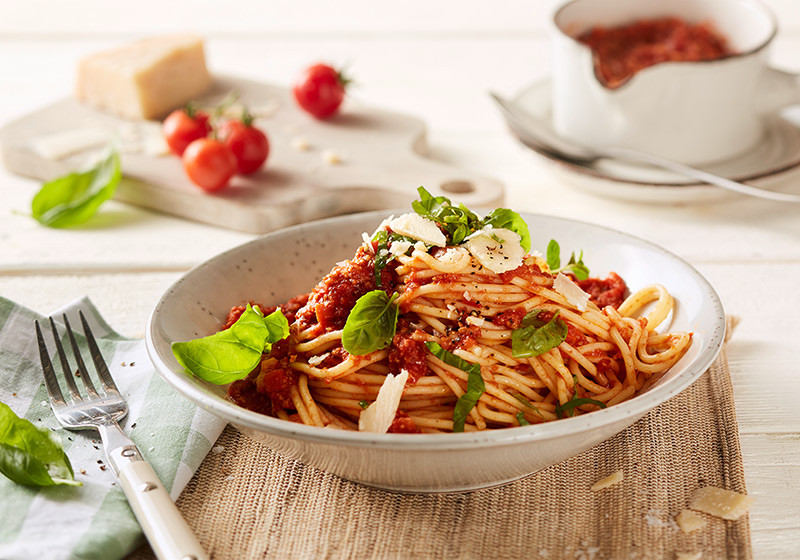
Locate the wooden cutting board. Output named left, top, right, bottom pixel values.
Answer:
left=0, top=75, right=503, bottom=233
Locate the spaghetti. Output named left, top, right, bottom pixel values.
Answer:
left=226, top=197, right=692, bottom=434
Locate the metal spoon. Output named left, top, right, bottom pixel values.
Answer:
left=490, top=92, right=800, bottom=203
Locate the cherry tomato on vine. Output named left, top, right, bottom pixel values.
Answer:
left=219, top=116, right=269, bottom=175
left=162, top=106, right=211, bottom=156
left=182, top=138, right=237, bottom=192
left=292, top=63, right=350, bottom=119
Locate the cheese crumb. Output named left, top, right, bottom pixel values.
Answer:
left=389, top=240, right=413, bottom=256
left=466, top=316, right=485, bottom=327
left=554, top=273, right=590, bottom=311
left=291, top=136, right=311, bottom=151
left=211, top=445, right=225, bottom=454
left=358, top=370, right=409, bottom=433
left=675, top=509, right=707, bottom=533
left=689, top=486, right=754, bottom=520
left=322, top=149, right=342, bottom=164
left=590, top=469, right=623, bottom=491
left=675, top=553, right=702, bottom=560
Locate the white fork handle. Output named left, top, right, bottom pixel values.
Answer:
left=111, top=447, right=209, bottom=560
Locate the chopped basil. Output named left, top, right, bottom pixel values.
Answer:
left=425, top=341, right=484, bottom=432
left=546, top=240, right=590, bottom=281
left=515, top=412, right=531, bottom=426
left=411, top=187, right=531, bottom=251
left=511, top=393, right=544, bottom=419
left=31, top=149, right=121, bottom=228
left=511, top=310, right=568, bottom=358
left=371, top=230, right=416, bottom=287
left=0, top=402, right=81, bottom=487
left=172, top=304, right=289, bottom=385
left=358, top=399, right=370, bottom=410
left=555, top=376, right=607, bottom=418
left=342, top=291, right=399, bottom=356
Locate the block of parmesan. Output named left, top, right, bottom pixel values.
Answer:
left=689, top=486, right=754, bottom=520
left=76, top=35, right=212, bottom=119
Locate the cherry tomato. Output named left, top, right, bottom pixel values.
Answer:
left=220, top=118, right=269, bottom=175
left=182, top=138, right=237, bottom=192
left=292, top=63, right=349, bottom=119
left=162, top=106, right=211, bottom=156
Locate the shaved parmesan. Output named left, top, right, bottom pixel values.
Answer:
left=675, top=509, right=707, bottom=534
left=358, top=370, right=409, bottom=433
left=464, top=228, right=524, bottom=273
left=554, top=273, right=590, bottom=311
left=388, top=213, right=446, bottom=247
left=590, top=469, right=623, bottom=491
left=389, top=240, right=413, bottom=256
left=689, top=486, right=754, bottom=520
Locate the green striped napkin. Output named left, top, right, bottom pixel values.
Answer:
left=0, top=296, right=226, bottom=560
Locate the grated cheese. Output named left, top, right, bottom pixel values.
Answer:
left=358, top=369, right=409, bottom=433
left=291, top=136, right=311, bottom=151
left=464, top=227, right=524, bottom=273
left=389, top=240, right=413, bottom=256
left=688, top=486, right=754, bottom=520
left=388, top=213, right=446, bottom=246
left=322, top=149, right=342, bottom=164
left=466, top=316, right=484, bottom=327
left=554, top=273, right=590, bottom=312
left=675, top=509, right=706, bottom=534
left=590, top=469, right=623, bottom=491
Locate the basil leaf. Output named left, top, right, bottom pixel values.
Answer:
left=511, top=310, right=568, bottom=358
left=411, top=186, right=482, bottom=246
left=172, top=304, right=289, bottom=384
left=358, top=399, right=370, bottom=410
left=564, top=251, right=590, bottom=281
left=482, top=208, right=531, bottom=252
left=425, top=341, right=484, bottom=432
left=546, top=239, right=561, bottom=271
left=372, top=229, right=390, bottom=287
left=515, top=412, right=531, bottom=426
left=0, top=402, right=80, bottom=487
left=31, top=149, right=121, bottom=228
left=342, top=291, right=399, bottom=355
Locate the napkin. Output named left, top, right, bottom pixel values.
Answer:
left=0, top=296, right=226, bottom=560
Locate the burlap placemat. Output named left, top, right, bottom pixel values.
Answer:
left=128, top=346, right=750, bottom=560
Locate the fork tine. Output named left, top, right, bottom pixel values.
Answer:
left=48, top=317, right=83, bottom=402
left=35, top=320, right=66, bottom=407
left=61, top=314, right=100, bottom=398
left=79, top=310, right=119, bottom=395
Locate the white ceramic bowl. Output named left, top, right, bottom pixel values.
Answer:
left=146, top=211, right=725, bottom=492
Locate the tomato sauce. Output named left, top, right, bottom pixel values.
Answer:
left=388, top=333, right=428, bottom=383
left=578, top=272, right=627, bottom=309
left=577, top=17, right=731, bottom=88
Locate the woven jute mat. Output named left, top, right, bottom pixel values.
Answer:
left=129, top=346, right=750, bottom=560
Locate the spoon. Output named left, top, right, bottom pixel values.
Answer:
left=490, top=92, right=800, bottom=203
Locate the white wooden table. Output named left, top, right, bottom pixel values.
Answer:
left=1, top=1, right=798, bottom=557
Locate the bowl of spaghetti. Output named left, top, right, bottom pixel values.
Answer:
left=146, top=190, right=725, bottom=492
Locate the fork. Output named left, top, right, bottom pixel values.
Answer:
left=35, top=312, right=208, bottom=560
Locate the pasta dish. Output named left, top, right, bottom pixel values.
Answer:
left=173, top=188, right=692, bottom=434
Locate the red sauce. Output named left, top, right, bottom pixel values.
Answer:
left=493, top=307, right=527, bottom=330
left=388, top=333, right=428, bottom=383
left=295, top=246, right=395, bottom=331
left=499, top=261, right=548, bottom=283
left=387, top=410, right=421, bottom=434
left=578, top=272, right=627, bottom=309
left=256, top=361, right=297, bottom=410
left=222, top=294, right=309, bottom=330
left=577, top=17, right=731, bottom=88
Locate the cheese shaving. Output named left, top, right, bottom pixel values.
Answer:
left=590, top=469, right=623, bottom=491
left=554, top=273, right=590, bottom=311
left=388, top=213, right=446, bottom=247
left=389, top=240, right=413, bottom=256
left=688, top=486, right=754, bottom=520
left=358, top=369, right=409, bottom=433
left=675, top=509, right=706, bottom=534
left=464, top=227, right=524, bottom=273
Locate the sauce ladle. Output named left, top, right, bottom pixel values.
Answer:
left=490, top=92, right=800, bottom=203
